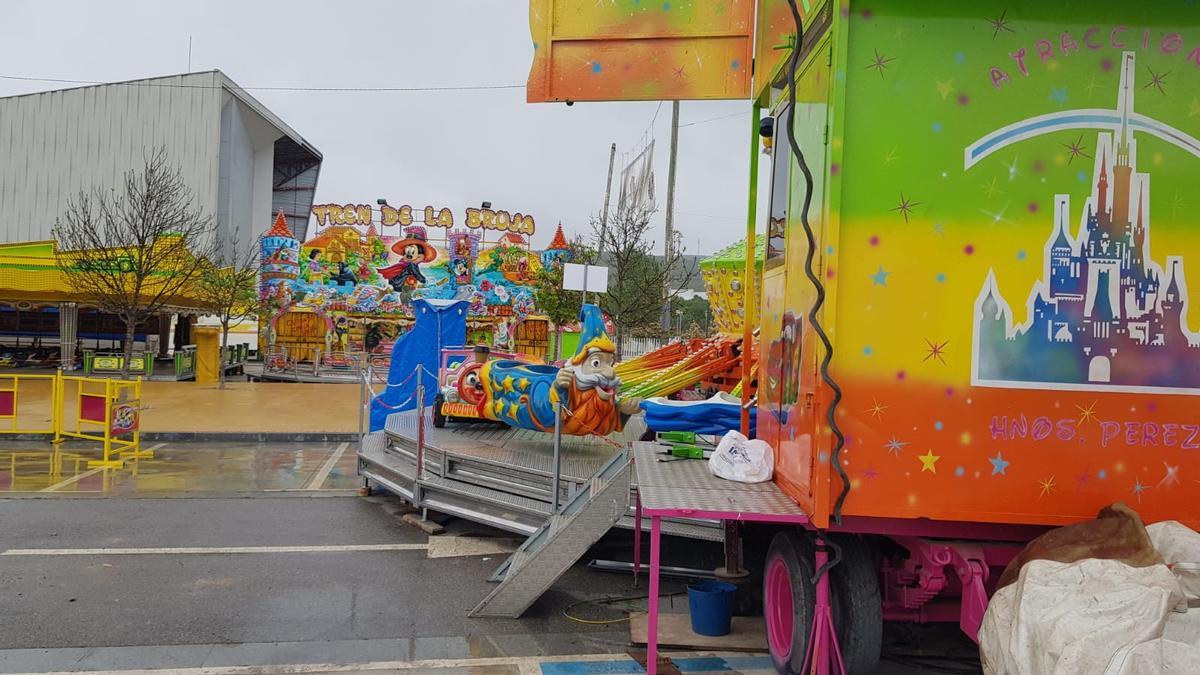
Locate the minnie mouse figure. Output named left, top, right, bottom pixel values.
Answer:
left=376, top=226, right=437, bottom=291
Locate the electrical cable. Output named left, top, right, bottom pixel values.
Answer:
left=782, top=0, right=851, bottom=527
left=561, top=591, right=686, bottom=625
left=0, top=73, right=525, bottom=93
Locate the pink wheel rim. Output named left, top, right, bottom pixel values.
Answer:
left=766, top=556, right=794, bottom=661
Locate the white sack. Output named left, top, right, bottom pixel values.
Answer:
left=980, top=557, right=1200, bottom=675
left=707, top=430, right=774, bottom=483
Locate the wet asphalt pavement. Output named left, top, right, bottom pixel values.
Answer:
left=0, top=495, right=650, bottom=668
left=0, top=441, right=981, bottom=674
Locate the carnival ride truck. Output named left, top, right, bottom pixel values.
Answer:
left=528, top=0, right=1200, bottom=672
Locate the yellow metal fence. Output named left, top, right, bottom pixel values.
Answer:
left=0, top=371, right=146, bottom=468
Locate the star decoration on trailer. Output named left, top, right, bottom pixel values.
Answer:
left=981, top=176, right=1003, bottom=198
left=891, top=193, right=920, bottom=222
left=1143, top=68, right=1168, bottom=95
left=1159, top=463, right=1181, bottom=488
left=923, top=339, right=949, bottom=364
left=885, top=436, right=909, bottom=456
left=986, top=10, right=1015, bottom=39
left=989, top=452, right=1010, bottom=476
left=1062, top=135, right=1091, bottom=164
left=1131, top=477, right=1149, bottom=503
left=918, top=450, right=940, bottom=473
left=1083, top=73, right=1105, bottom=99
left=1038, top=475, right=1057, bottom=498
left=865, top=398, right=888, bottom=420
left=866, top=49, right=895, bottom=77
left=1076, top=401, right=1099, bottom=425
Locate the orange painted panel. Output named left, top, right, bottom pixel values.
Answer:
left=527, top=0, right=754, bottom=102
left=753, top=0, right=831, bottom=101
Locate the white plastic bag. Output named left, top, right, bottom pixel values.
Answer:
left=708, top=430, right=774, bottom=483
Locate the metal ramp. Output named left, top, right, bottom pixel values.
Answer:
left=469, top=448, right=632, bottom=618
left=358, top=410, right=724, bottom=542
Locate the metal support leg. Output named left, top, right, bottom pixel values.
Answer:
left=634, top=492, right=643, bottom=587
left=414, top=378, right=425, bottom=508
left=801, top=538, right=846, bottom=675
left=717, top=519, right=750, bottom=580
left=646, top=515, right=662, bottom=675
left=551, top=401, right=562, bottom=512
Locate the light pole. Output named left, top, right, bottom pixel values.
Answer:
left=376, top=198, right=390, bottom=237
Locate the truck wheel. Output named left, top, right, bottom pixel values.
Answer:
left=763, top=530, right=815, bottom=674
left=432, top=395, right=447, bottom=428
left=828, top=533, right=883, bottom=673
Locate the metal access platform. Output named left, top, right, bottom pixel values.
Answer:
left=357, top=409, right=723, bottom=541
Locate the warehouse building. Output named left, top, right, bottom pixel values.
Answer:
left=0, top=70, right=321, bottom=370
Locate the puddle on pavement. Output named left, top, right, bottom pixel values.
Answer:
left=0, top=441, right=360, bottom=494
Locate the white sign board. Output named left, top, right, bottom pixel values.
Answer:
left=562, top=263, right=609, bottom=293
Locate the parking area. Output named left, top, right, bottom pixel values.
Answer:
left=0, top=440, right=978, bottom=674
left=0, top=440, right=360, bottom=495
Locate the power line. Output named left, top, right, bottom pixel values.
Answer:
left=677, top=111, right=749, bottom=128
left=0, top=74, right=526, bottom=93
left=676, top=210, right=746, bottom=221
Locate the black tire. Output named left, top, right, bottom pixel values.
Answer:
left=828, top=534, right=883, bottom=673
left=432, top=394, right=447, bottom=428
left=763, top=530, right=815, bottom=674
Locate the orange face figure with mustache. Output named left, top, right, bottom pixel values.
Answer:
left=553, top=345, right=642, bottom=436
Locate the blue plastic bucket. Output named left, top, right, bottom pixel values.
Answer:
left=687, top=580, right=738, bottom=636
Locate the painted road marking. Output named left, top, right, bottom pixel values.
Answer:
left=9, top=653, right=776, bottom=674
left=38, top=443, right=168, bottom=492
left=38, top=467, right=105, bottom=492
left=305, top=441, right=350, bottom=490
left=0, top=544, right=428, bottom=556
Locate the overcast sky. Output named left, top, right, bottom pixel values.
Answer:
left=0, top=0, right=769, bottom=255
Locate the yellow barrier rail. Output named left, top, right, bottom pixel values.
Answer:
left=57, top=374, right=145, bottom=468
left=0, top=372, right=61, bottom=435
left=0, top=371, right=146, bottom=469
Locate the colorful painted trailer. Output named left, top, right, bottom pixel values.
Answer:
left=528, top=0, right=1200, bottom=671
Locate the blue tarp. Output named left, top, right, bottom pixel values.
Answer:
left=369, top=299, right=467, bottom=431
left=640, top=393, right=756, bottom=437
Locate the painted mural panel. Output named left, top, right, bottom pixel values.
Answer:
left=527, top=0, right=754, bottom=102
left=259, top=210, right=573, bottom=359
left=828, top=1, right=1200, bottom=526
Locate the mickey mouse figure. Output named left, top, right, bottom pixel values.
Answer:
left=377, top=225, right=438, bottom=291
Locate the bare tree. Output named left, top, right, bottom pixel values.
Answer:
left=591, top=206, right=695, bottom=354
left=194, top=239, right=261, bottom=388
left=54, top=148, right=216, bottom=377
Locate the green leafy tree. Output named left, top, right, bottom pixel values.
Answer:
left=531, top=240, right=594, bottom=360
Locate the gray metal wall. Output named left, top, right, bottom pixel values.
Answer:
left=0, top=72, right=223, bottom=243
left=0, top=71, right=321, bottom=254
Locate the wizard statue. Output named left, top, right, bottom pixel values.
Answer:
left=476, top=304, right=641, bottom=436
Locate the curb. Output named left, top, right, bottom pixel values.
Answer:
left=0, top=432, right=362, bottom=443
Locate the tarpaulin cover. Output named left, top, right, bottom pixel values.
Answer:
left=980, top=521, right=1200, bottom=675
left=369, top=299, right=467, bottom=431
left=640, top=392, right=756, bottom=437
